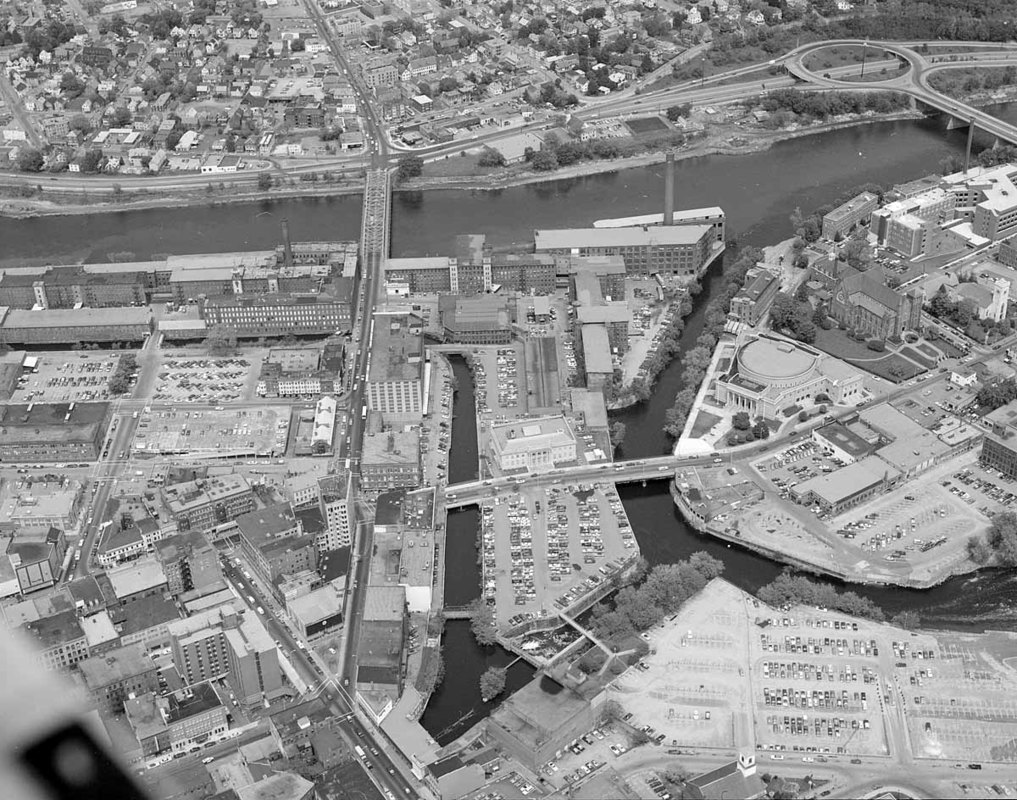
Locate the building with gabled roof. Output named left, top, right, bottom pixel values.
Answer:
left=682, top=753, right=766, bottom=799
left=829, top=270, right=922, bottom=340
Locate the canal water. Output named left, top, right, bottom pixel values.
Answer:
left=4, top=105, right=1017, bottom=743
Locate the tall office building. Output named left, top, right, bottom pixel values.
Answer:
left=167, top=602, right=284, bottom=708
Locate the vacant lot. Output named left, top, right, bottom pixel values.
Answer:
left=422, top=152, right=498, bottom=178
left=803, top=44, right=892, bottom=70
left=625, top=116, right=670, bottom=135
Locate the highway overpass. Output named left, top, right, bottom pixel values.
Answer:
left=785, top=40, right=1017, bottom=146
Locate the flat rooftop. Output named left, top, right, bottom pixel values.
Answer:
left=368, top=314, right=424, bottom=383
left=581, top=324, right=613, bottom=374
left=793, top=455, right=900, bottom=506
left=534, top=224, right=712, bottom=250
left=78, top=643, right=153, bottom=689
left=1, top=307, right=151, bottom=328
left=814, top=422, right=874, bottom=460
left=0, top=402, right=108, bottom=444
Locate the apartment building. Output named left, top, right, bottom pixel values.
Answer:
left=168, top=602, right=284, bottom=709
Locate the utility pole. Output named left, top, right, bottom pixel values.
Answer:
left=860, top=41, right=869, bottom=79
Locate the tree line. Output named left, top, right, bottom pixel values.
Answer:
left=757, top=571, right=886, bottom=621
left=662, top=245, right=763, bottom=439
left=748, top=89, right=911, bottom=126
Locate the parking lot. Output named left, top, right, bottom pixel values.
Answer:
left=948, top=463, right=1017, bottom=516
left=904, top=629, right=1017, bottom=764
left=152, top=356, right=260, bottom=403
left=480, top=482, right=635, bottom=623
left=132, top=406, right=290, bottom=458
left=610, top=580, right=753, bottom=753
left=9, top=352, right=123, bottom=403
left=472, top=346, right=524, bottom=417
left=833, top=479, right=980, bottom=569
left=758, top=439, right=843, bottom=515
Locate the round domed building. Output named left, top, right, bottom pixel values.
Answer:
left=715, top=335, right=863, bottom=418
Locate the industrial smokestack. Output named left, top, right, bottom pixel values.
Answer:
left=664, top=151, right=675, bottom=226
left=964, top=122, right=975, bottom=174
left=281, top=217, right=293, bottom=267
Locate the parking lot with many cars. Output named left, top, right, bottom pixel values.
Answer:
left=9, top=352, right=122, bottom=403
left=479, top=482, right=637, bottom=624
left=471, top=345, right=525, bottom=419
left=132, top=406, right=291, bottom=457
left=153, top=355, right=260, bottom=403
left=948, top=463, right=1017, bottom=515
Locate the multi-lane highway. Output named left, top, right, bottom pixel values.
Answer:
left=784, top=40, right=1017, bottom=145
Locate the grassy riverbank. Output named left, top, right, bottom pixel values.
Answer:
left=0, top=109, right=924, bottom=219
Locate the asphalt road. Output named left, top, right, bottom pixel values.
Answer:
left=75, top=408, right=142, bottom=579
left=221, top=558, right=416, bottom=798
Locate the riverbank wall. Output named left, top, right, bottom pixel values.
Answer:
left=0, top=110, right=925, bottom=220
left=668, top=479, right=972, bottom=591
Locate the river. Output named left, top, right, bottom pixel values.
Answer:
left=4, top=106, right=1017, bottom=744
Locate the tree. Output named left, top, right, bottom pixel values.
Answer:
left=769, top=292, right=798, bottom=330
left=753, top=418, right=770, bottom=440
left=16, top=148, right=44, bottom=172
left=841, top=236, right=871, bottom=269
left=396, top=155, right=424, bottom=182
left=687, top=551, right=724, bottom=580
left=608, top=421, right=626, bottom=449
left=108, top=374, right=130, bottom=395
left=468, top=598, right=498, bottom=645
left=479, top=666, right=506, bottom=701
left=80, top=149, right=104, bottom=174
left=976, top=379, right=1017, bottom=411
left=967, top=535, right=993, bottom=564
left=732, top=411, right=751, bottom=430
left=112, top=106, right=132, bottom=127
left=987, top=511, right=1017, bottom=566
left=205, top=324, right=238, bottom=356
left=68, top=114, right=92, bottom=134
left=257, top=172, right=273, bottom=191
left=666, top=103, right=692, bottom=121
left=477, top=147, right=505, bottom=167
left=530, top=149, right=558, bottom=171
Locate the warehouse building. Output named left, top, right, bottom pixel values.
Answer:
left=534, top=224, right=717, bottom=279
left=0, top=307, right=153, bottom=346
left=0, top=402, right=111, bottom=463
left=200, top=282, right=353, bottom=337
